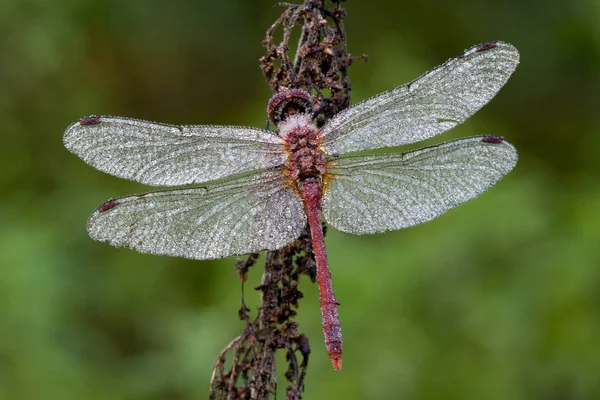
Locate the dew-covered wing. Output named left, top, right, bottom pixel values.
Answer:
left=64, top=116, right=285, bottom=186
left=321, top=42, right=519, bottom=155
left=87, top=169, right=306, bottom=260
left=322, top=136, right=517, bottom=234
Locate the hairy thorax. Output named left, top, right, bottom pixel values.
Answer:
left=280, top=114, right=327, bottom=189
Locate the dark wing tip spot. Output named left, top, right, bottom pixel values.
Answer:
left=79, top=116, right=102, bottom=125
left=482, top=135, right=504, bottom=144
left=436, top=118, right=458, bottom=124
left=476, top=42, right=498, bottom=52
left=97, top=200, right=119, bottom=212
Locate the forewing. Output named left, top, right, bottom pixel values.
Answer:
left=321, top=42, right=519, bottom=154
left=322, top=136, right=517, bottom=234
left=64, top=116, right=285, bottom=186
left=87, top=169, right=306, bottom=259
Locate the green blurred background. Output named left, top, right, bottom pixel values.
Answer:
left=2, top=0, right=599, bottom=399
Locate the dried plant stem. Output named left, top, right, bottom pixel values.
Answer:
left=210, top=1, right=361, bottom=398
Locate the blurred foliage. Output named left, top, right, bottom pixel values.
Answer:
left=1, top=0, right=600, bottom=399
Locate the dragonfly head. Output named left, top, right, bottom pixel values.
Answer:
left=267, top=89, right=314, bottom=126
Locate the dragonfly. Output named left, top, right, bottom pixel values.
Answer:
left=64, top=41, right=519, bottom=371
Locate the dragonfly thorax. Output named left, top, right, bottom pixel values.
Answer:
left=281, top=116, right=326, bottom=184
left=267, top=89, right=314, bottom=126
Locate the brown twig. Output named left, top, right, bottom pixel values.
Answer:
left=210, top=1, right=361, bottom=398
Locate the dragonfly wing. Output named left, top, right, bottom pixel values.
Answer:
left=321, top=42, right=519, bottom=154
left=64, top=116, right=285, bottom=186
left=87, top=169, right=306, bottom=259
left=322, top=136, right=517, bottom=234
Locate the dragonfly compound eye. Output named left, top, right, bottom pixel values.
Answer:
left=267, top=89, right=314, bottom=126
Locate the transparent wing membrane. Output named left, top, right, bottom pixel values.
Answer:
left=322, top=136, right=518, bottom=234
left=64, top=116, right=285, bottom=186
left=87, top=169, right=306, bottom=260
left=321, top=42, right=519, bottom=155
left=66, top=41, right=520, bottom=262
